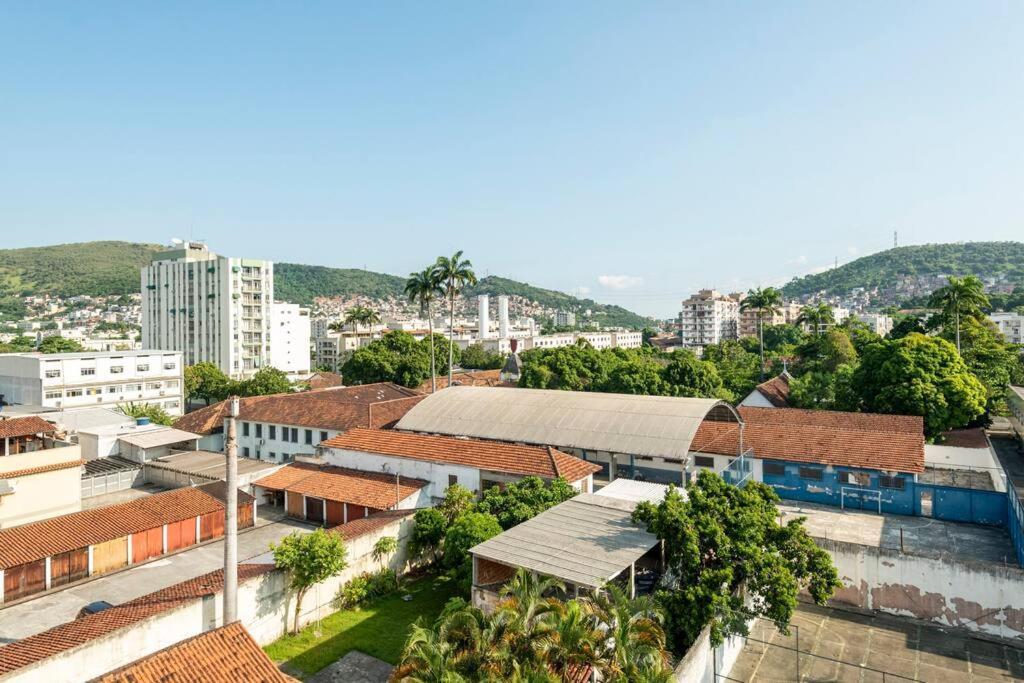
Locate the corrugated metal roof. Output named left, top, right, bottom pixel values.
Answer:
left=395, top=386, right=740, bottom=460
left=594, top=478, right=673, bottom=505
left=469, top=493, right=659, bottom=589
left=117, top=427, right=200, bottom=449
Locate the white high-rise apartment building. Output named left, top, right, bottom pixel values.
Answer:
left=678, top=290, right=741, bottom=349
left=0, top=350, right=184, bottom=415
left=990, top=312, right=1024, bottom=345
left=141, top=242, right=272, bottom=378
left=269, top=303, right=311, bottom=375
left=856, top=313, right=894, bottom=336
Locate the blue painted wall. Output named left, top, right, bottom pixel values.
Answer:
left=913, top=483, right=1008, bottom=526
left=1009, top=492, right=1024, bottom=566
left=760, top=460, right=916, bottom=516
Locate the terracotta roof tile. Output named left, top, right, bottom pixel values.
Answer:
left=415, top=369, right=512, bottom=393
left=330, top=509, right=416, bottom=541
left=938, top=427, right=989, bottom=449
left=0, top=564, right=276, bottom=676
left=173, top=383, right=424, bottom=435
left=322, top=428, right=601, bottom=483
left=691, top=407, right=925, bottom=474
left=95, top=622, right=292, bottom=683
left=753, top=373, right=792, bottom=407
left=0, top=415, right=56, bottom=439
left=254, top=462, right=428, bottom=509
left=0, top=458, right=83, bottom=481
left=306, top=371, right=343, bottom=391
left=0, top=486, right=227, bottom=568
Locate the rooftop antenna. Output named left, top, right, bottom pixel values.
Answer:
left=894, top=230, right=898, bottom=249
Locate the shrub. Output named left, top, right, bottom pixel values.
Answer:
left=339, top=569, right=400, bottom=608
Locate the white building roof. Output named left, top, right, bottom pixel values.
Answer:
left=395, top=386, right=740, bottom=460
left=594, top=478, right=672, bottom=505
left=470, top=493, right=659, bottom=589
left=117, top=427, right=200, bottom=449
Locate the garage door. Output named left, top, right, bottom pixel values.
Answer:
left=132, top=527, right=164, bottom=564
left=346, top=504, right=367, bottom=521
left=50, top=547, right=89, bottom=588
left=92, top=537, right=129, bottom=575
left=306, top=497, right=325, bottom=524
left=200, top=511, right=224, bottom=541
left=166, top=518, right=197, bottom=552
left=326, top=500, right=345, bottom=526
left=3, top=559, right=47, bottom=602
left=286, top=491, right=304, bottom=518
left=238, top=502, right=254, bottom=530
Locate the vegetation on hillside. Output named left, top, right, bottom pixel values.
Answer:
left=782, top=241, right=1024, bottom=300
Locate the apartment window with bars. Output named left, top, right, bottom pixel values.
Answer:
left=81, top=367, right=96, bottom=376
left=763, top=462, right=786, bottom=476
left=693, top=456, right=715, bottom=469
left=799, top=467, right=824, bottom=481
left=256, top=423, right=263, bottom=439
left=45, top=368, right=61, bottom=378
left=879, top=475, right=905, bottom=490
left=305, top=429, right=313, bottom=445
left=269, top=425, right=277, bottom=440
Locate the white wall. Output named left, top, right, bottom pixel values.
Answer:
left=238, top=422, right=341, bottom=463
left=924, top=442, right=1005, bottom=491
left=818, top=537, right=1024, bottom=641
left=269, top=303, right=311, bottom=375
left=322, top=447, right=484, bottom=500
left=0, top=444, right=82, bottom=529
left=739, top=390, right=775, bottom=408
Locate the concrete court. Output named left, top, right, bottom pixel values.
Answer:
left=0, top=508, right=313, bottom=643
left=730, top=603, right=1024, bottom=682
left=306, top=651, right=394, bottom=683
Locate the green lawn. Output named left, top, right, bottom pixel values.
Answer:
left=264, top=574, right=461, bottom=678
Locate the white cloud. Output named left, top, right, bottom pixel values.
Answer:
left=598, top=274, right=644, bottom=290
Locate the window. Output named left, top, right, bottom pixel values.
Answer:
left=86, top=387, right=102, bottom=396
left=320, top=431, right=328, bottom=443
left=799, top=467, right=824, bottom=481
left=243, top=446, right=250, bottom=458
left=269, top=425, right=277, bottom=440
left=291, top=427, right=298, bottom=443
left=108, top=386, right=119, bottom=393
left=305, top=429, right=313, bottom=445
left=763, top=462, right=786, bottom=476
left=255, top=423, right=263, bottom=439
left=243, top=422, right=250, bottom=437
left=45, top=390, right=62, bottom=400
left=137, top=364, right=150, bottom=372
left=146, top=382, right=162, bottom=390
left=482, top=479, right=502, bottom=491
left=841, top=471, right=871, bottom=486
left=693, top=456, right=715, bottom=468
left=269, top=452, right=276, bottom=460
left=164, top=362, right=176, bottom=370
left=124, top=383, right=142, bottom=392
left=164, top=400, right=179, bottom=409
left=448, top=474, right=459, bottom=487
left=110, top=365, right=124, bottom=374
left=879, top=475, right=905, bottom=491
left=81, top=367, right=96, bottom=376
left=165, top=380, right=179, bottom=389
left=44, top=368, right=61, bottom=378
left=66, top=389, right=83, bottom=397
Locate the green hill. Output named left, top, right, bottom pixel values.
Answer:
left=781, top=241, right=1024, bottom=301
left=1, top=242, right=653, bottom=329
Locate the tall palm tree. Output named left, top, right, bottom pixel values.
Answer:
left=343, top=306, right=381, bottom=328
left=405, top=267, right=445, bottom=393
left=586, top=585, right=670, bottom=681
left=796, top=303, right=834, bottom=336
left=498, top=570, right=562, bottom=667
left=740, top=287, right=783, bottom=378
left=434, top=251, right=477, bottom=385
left=928, top=275, right=989, bottom=354
left=537, top=600, right=605, bottom=678
left=393, top=622, right=468, bottom=683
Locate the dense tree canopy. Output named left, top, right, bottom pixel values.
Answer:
left=272, top=529, right=348, bottom=633
left=475, top=477, right=577, bottom=530
left=458, top=343, right=505, bottom=370
left=633, top=472, right=839, bottom=653
left=37, top=335, right=85, bottom=353
left=341, top=331, right=459, bottom=388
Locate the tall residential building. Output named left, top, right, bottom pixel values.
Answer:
left=856, top=313, right=894, bottom=336
left=269, top=303, right=311, bottom=375
left=738, top=301, right=803, bottom=338
left=990, top=312, right=1024, bottom=345
left=141, top=242, right=272, bottom=378
left=554, top=310, right=576, bottom=327
left=0, top=350, right=184, bottom=415
left=678, top=290, right=740, bottom=349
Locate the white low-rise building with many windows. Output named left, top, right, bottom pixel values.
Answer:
left=0, top=350, right=184, bottom=416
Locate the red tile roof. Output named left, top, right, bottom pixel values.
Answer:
left=938, top=428, right=989, bottom=449
left=96, top=622, right=292, bottom=683
left=173, top=383, right=424, bottom=435
left=0, top=564, right=276, bottom=676
left=330, top=509, right=416, bottom=541
left=752, top=373, right=792, bottom=407
left=306, top=371, right=343, bottom=391
left=691, top=406, right=925, bottom=474
left=322, top=427, right=602, bottom=483
left=0, top=458, right=83, bottom=481
left=0, top=486, right=228, bottom=569
left=415, top=369, right=512, bottom=393
left=0, top=415, right=56, bottom=439
left=254, top=462, right=428, bottom=509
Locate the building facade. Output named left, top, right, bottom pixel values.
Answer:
left=268, top=303, right=311, bottom=375
left=554, top=310, right=576, bottom=327
left=679, top=290, right=741, bottom=349
left=738, top=301, right=802, bottom=338
left=990, top=312, right=1024, bottom=345
left=0, top=351, right=184, bottom=415
left=855, top=313, right=894, bottom=336
left=141, top=242, right=273, bottom=378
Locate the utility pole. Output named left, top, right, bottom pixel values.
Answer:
left=223, top=395, right=239, bottom=624
left=894, top=230, right=898, bottom=249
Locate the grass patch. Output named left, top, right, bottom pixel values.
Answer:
left=264, top=573, right=461, bottom=677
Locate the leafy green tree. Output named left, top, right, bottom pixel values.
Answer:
left=838, top=317, right=882, bottom=355
left=641, top=327, right=659, bottom=347
left=37, top=335, right=85, bottom=353
left=798, top=328, right=858, bottom=374
left=439, top=484, right=476, bottom=525
left=409, top=507, right=448, bottom=564
left=271, top=528, right=348, bottom=633
left=458, top=343, right=505, bottom=370
left=342, top=331, right=458, bottom=388
left=434, top=251, right=478, bottom=386
left=633, top=473, right=839, bottom=653
left=942, top=317, right=1021, bottom=413
left=117, top=401, right=174, bottom=426
left=236, top=366, right=292, bottom=396
left=442, top=512, right=502, bottom=576
left=372, top=536, right=399, bottom=563
left=761, top=323, right=807, bottom=352
left=183, top=361, right=231, bottom=405
left=795, top=303, right=835, bottom=336
left=605, top=356, right=670, bottom=396
left=739, top=287, right=783, bottom=377
left=518, top=345, right=613, bottom=391
left=853, top=333, right=987, bottom=437
left=343, top=305, right=382, bottom=328
left=888, top=315, right=926, bottom=340
left=788, top=364, right=857, bottom=412
left=0, top=335, right=35, bottom=353
left=928, top=275, right=989, bottom=353
left=405, top=267, right=445, bottom=393
left=662, top=351, right=727, bottom=399
left=700, top=341, right=761, bottom=400
left=475, top=476, right=577, bottom=530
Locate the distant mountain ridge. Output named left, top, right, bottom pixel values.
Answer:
left=0, top=241, right=653, bottom=328
left=781, top=241, right=1024, bottom=304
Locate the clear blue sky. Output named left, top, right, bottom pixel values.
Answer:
left=2, top=2, right=1022, bottom=316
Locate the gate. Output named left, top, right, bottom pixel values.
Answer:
left=841, top=486, right=881, bottom=512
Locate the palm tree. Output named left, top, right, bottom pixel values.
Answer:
left=498, top=570, right=562, bottom=667
left=434, top=251, right=477, bottom=385
left=393, top=622, right=468, bottom=683
left=537, top=600, right=605, bottom=678
left=796, top=303, right=834, bottom=336
left=740, top=287, right=783, bottom=378
left=405, top=267, right=445, bottom=393
left=586, top=585, right=670, bottom=681
left=928, top=275, right=989, bottom=354
left=343, top=306, right=381, bottom=329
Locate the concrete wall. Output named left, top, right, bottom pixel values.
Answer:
left=4, top=514, right=415, bottom=683
left=323, top=447, right=485, bottom=500
left=817, top=536, right=1024, bottom=642
left=763, top=460, right=916, bottom=515
left=926, top=443, right=1004, bottom=491
left=0, top=444, right=82, bottom=529
left=672, top=619, right=749, bottom=683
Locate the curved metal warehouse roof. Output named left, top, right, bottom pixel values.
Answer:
left=395, top=386, right=741, bottom=461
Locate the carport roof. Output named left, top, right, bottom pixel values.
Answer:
left=117, top=427, right=200, bottom=449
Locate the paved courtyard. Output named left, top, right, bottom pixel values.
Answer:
left=0, top=508, right=312, bottom=642
left=730, top=603, right=1024, bottom=682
